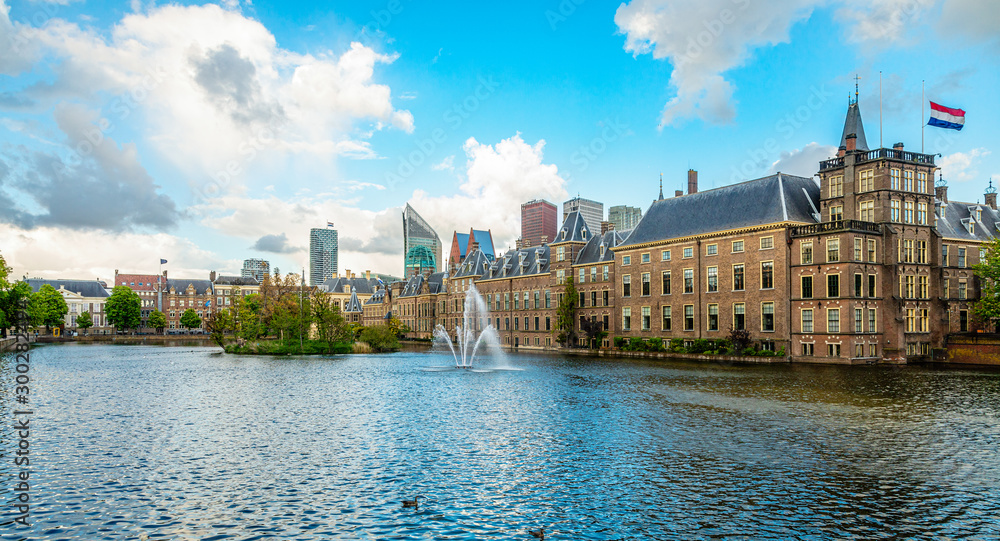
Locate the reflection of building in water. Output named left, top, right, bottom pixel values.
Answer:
left=403, top=204, right=442, bottom=277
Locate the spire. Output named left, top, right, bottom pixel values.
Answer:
left=658, top=173, right=664, bottom=200
left=840, top=102, right=869, bottom=151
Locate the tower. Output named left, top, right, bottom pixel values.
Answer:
left=309, top=225, right=338, bottom=286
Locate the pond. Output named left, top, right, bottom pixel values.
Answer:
left=1, top=344, right=998, bottom=539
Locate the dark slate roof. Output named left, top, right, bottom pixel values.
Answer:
left=840, top=102, right=869, bottom=151
left=400, top=272, right=448, bottom=297
left=936, top=200, right=1000, bottom=241
left=365, top=289, right=387, bottom=305
left=618, top=173, right=820, bottom=248
left=26, top=279, right=110, bottom=298
left=167, top=279, right=214, bottom=295
left=453, top=249, right=493, bottom=279
left=343, top=291, right=364, bottom=313
left=575, top=229, right=631, bottom=265
left=320, top=276, right=380, bottom=295
left=551, top=211, right=594, bottom=244
left=214, top=275, right=260, bottom=286
left=481, top=245, right=550, bottom=280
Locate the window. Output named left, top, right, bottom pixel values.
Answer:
left=557, top=246, right=565, bottom=262
left=891, top=200, right=901, bottom=222
left=827, top=239, right=840, bottom=262
left=801, top=275, right=813, bottom=299
left=546, top=317, right=551, bottom=331
left=761, top=261, right=774, bottom=289
left=684, top=269, right=694, bottom=294
left=523, top=292, right=529, bottom=309
left=827, top=274, right=840, bottom=298
left=641, top=307, right=651, bottom=331
left=830, top=175, right=844, bottom=197
left=891, top=168, right=900, bottom=190
left=579, top=292, right=586, bottom=307
left=707, top=267, right=718, bottom=292
left=603, top=266, right=609, bottom=281
left=641, top=253, right=650, bottom=264
left=827, top=308, right=840, bottom=333
left=868, top=274, right=876, bottom=298
left=622, top=275, right=631, bottom=297
left=684, top=305, right=694, bottom=331
left=802, top=343, right=814, bottom=356
left=545, top=290, right=551, bottom=308
left=662, top=271, right=671, bottom=295
left=801, top=242, right=813, bottom=265
left=641, top=273, right=651, bottom=296
left=662, top=250, right=671, bottom=261
left=830, top=205, right=843, bottom=222
left=905, top=309, right=915, bottom=332
left=904, top=201, right=914, bottom=223
left=960, top=310, right=969, bottom=332
left=623, top=255, right=631, bottom=266
left=662, top=306, right=672, bottom=330
left=579, top=268, right=586, bottom=284
left=855, top=308, right=863, bottom=333
left=622, top=308, right=631, bottom=331
left=534, top=317, right=540, bottom=331
left=828, top=343, right=841, bottom=357
left=854, top=273, right=863, bottom=297
left=514, top=294, right=520, bottom=310
left=514, top=317, right=519, bottom=330
left=733, top=303, right=746, bottom=330
left=904, top=170, right=914, bottom=191
left=858, top=169, right=874, bottom=192
left=943, top=245, right=949, bottom=266
left=556, top=269, right=565, bottom=281
left=916, top=240, right=927, bottom=264
left=917, top=202, right=927, bottom=225
left=708, top=304, right=719, bottom=331
left=904, top=275, right=915, bottom=298
left=603, top=290, right=609, bottom=306
left=959, top=279, right=967, bottom=300
left=732, top=240, right=744, bottom=253
left=534, top=291, right=540, bottom=309
left=591, top=291, right=597, bottom=307
left=762, top=303, right=775, bottom=332
left=869, top=309, right=876, bottom=333
left=683, top=247, right=693, bottom=259
left=958, top=248, right=967, bottom=268
left=733, top=264, right=745, bottom=291
left=802, top=309, right=813, bottom=333
left=854, top=238, right=863, bottom=261
left=919, top=309, right=929, bottom=333
left=590, top=267, right=597, bottom=284
left=868, top=239, right=876, bottom=262
left=902, top=239, right=914, bottom=263
left=859, top=200, right=875, bottom=221
left=760, top=236, right=774, bottom=250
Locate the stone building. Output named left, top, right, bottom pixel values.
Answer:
left=113, top=271, right=164, bottom=329
left=164, top=276, right=214, bottom=331
left=26, top=279, right=113, bottom=334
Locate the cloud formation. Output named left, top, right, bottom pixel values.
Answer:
left=940, top=148, right=991, bottom=183
left=768, top=142, right=837, bottom=178
left=251, top=233, right=302, bottom=254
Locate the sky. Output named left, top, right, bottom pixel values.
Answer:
left=1, top=0, right=999, bottom=282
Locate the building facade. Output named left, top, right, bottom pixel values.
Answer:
left=608, top=205, right=643, bottom=231
left=310, top=226, right=339, bottom=286
left=520, top=199, right=557, bottom=248
left=114, top=271, right=165, bottom=329
left=448, top=228, right=495, bottom=272
left=241, top=258, right=271, bottom=282
left=563, top=197, right=604, bottom=232
left=403, top=203, right=443, bottom=278
left=26, top=279, right=113, bottom=334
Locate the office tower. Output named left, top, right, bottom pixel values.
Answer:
left=608, top=205, right=643, bottom=231
left=520, top=199, right=557, bottom=247
left=563, top=196, right=603, bottom=231
left=309, top=224, right=339, bottom=286
left=402, top=204, right=442, bottom=278
left=241, top=258, right=270, bottom=282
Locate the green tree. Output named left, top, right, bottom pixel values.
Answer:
left=106, top=286, right=142, bottom=332
left=359, top=324, right=401, bottom=352
left=148, top=310, right=167, bottom=334
left=179, top=308, right=202, bottom=330
left=311, top=290, right=352, bottom=352
left=76, top=311, right=93, bottom=334
left=205, top=308, right=233, bottom=348
left=31, top=284, right=69, bottom=333
left=973, top=237, right=1000, bottom=330
left=579, top=317, right=607, bottom=349
left=387, top=315, right=410, bottom=338
left=234, top=294, right=264, bottom=340
left=555, top=276, right=577, bottom=347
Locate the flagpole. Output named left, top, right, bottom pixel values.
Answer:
left=879, top=71, right=883, bottom=149
left=921, top=80, right=925, bottom=154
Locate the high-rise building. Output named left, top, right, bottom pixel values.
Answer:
left=520, top=199, right=557, bottom=248
left=241, top=258, right=270, bottom=282
left=563, top=197, right=603, bottom=232
left=608, top=205, right=643, bottom=231
left=402, top=204, right=442, bottom=278
left=309, top=225, right=339, bottom=286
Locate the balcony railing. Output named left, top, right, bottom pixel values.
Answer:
left=819, top=156, right=845, bottom=171
left=790, top=220, right=882, bottom=238
left=819, top=148, right=936, bottom=171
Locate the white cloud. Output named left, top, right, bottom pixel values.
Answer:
left=836, top=0, right=936, bottom=46
left=410, top=134, right=569, bottom=255
left=431, top=155, right=455, bottom=171
left=938, top=0, right=1000, bottom=47
left=940, top=147, right=991, bottom=183
left=768, top=142, right=838, bottom=177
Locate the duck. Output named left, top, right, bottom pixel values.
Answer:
left=528, top=526, right=545, bottom=539
left=401, top=496, right=421, bottom=508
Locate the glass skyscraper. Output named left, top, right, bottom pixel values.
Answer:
left=402, top=204, right=442, bottom=278
left=309, top=226, right=338, bottom=286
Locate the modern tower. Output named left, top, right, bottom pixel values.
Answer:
left=563, top=196, right=603, bottom=231
left=608, top=205, right=643, bottom=231
left=309, top=225, right=338, bottom=286
left=241, top=258, right=270, bottom=282
left=520, top=199, right=557, bottom=248
left=402, top=204, right=442, bottom=278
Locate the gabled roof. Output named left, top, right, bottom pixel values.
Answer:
left=26, top=279, right=110, bottom=298
left=618, top=173, right=820, bottom=248
left=214, top=275, right=260, bottom=286
left=936, top=200, right=1000, bottom=241
left=320, top=276, right=380, bottom=295
left=399, top=272, right=448, bottom=297
left=470, top=229, right=495, bottom=259
left=840, top=101, right=869, bottom=151
left=481, top=245, right=550, bottom=280
left=551, top=210, right=593, bottom=244
left=343, top=291, right=364, bottom=313
left=453, top=249, right=493, bottom=279
left=575, top=229, right=631, bottom=265
left=365, top=289, right=387, bottom=305
left=166, top=279, right=214, bottom=295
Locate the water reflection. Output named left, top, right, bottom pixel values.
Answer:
left=0, top=344, right=997, bottom=539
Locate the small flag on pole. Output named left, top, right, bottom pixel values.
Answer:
left=327, top=221, right=335, bottom=228
left=928, top=101, right=965, bottom=131
left=160, top=259, right=168, bottom=264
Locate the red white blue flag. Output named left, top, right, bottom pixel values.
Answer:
left=928, top=101, right=965, bottom=130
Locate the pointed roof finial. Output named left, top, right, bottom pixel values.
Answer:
left=987, top=179, right=997, bottom=195
left=659, top=173, right=664, bottom=200
left=854, top=74, right=861, bottom=104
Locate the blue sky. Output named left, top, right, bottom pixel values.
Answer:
left=1, top=0, right=998, bottom=280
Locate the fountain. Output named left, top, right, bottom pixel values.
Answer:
left=433, top=284, right=502, bottom=368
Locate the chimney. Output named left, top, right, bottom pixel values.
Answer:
left=209, top=270, right=216, bottom=282
left=936, top=185, right=948, bottom=204
left=687, top=169, right=698, bottom=194
left=365, top=270, right=371, bottom=280
left=845, top=133, right=857, bottom=152
left=540, top=235, right=548, bottom=245
left=471, top=241, right=480, bottom=253
left=601, top=221, right=613, bottom=234
left=893, top=142, right=904, bottom=151
left=837, top=145, right=847, bottom=158
left=675, top=189, right=683, bottom=198
left=987, top=190, right=998, bottom=211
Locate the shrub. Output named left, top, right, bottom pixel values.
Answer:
left=742, top=346, right=757, bottom=356
left=648, top=338, right=663, bottom=351
left=359, top=324, right=401, bottom=353
left=689, top=338, right=712, bottom=354
left=669, top=338, right=684, bottom=350
left=614, top=337, right=626, bottom=349
left=776, top=347, right=786, bottom=357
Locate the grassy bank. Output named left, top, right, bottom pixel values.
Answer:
left=223, top=339, right=353, bottom=355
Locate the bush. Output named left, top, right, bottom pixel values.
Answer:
left=776, top=347, right=786, bottom=357
left=648, top=337, right=663, bottom=351
left=614, top=337, right=626, bottom=349
left=742, top=346, right=757, bottom=356
left=359, top=324, right=401, bottom=353
left=689, top=339, right=712, bottom=354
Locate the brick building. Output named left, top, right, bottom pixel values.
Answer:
left=519, top=199, right=557, bottom=249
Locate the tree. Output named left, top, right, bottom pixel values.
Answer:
left=76, top=311, right=93, bottom=334
left=205, top=308, right=233, bottom=348
left=555, top=276, right=577, bottom=347
left=234, top=293, right=264, bottom=341
left=179, top=308, right=202, bottom=330
left=311, top=290, right=352, bottom=352
left=359, top=324, right=401, bottom=352
left=31, top=284, right=69, bottom=333
left=148, top=310, right=167, bottom=334
left=106, top=286, right=142, bottom=332
left=579, top=317, right=607, bottom=349
left=973, top=237, right=1000, bottom=330
left=728, top=326, right=752, bottom=353
left=387, top=315, right=410, bottom=338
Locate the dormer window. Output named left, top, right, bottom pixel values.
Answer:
left=976, top=208, right=983, bottom=222
left=940, top=206, right=946, bottom=219
left=561, top=229, right=567, bottom=240
left=600, top=244, right=606, bottom=257
left=581, top=228, right=587, bottom=240
left=967, top=220, right=975, bottom=234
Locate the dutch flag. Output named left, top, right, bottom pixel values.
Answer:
left=928, top=101, right=965, bottom=131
